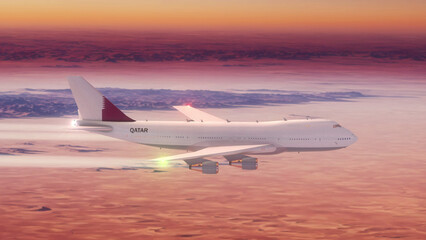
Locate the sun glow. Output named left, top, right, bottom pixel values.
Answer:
left=157, top=159, right=169, bottom=168
left=71, top=119, right=78, bottom=128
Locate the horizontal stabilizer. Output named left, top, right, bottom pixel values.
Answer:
left=70, top=126, right=113, bottom=132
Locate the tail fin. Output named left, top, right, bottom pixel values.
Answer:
left=68, top=76, right=134, bottom=122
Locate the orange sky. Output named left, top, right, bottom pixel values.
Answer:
left=0, top=0, right=425, bottom=33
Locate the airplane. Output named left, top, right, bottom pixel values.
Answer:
left=68, top=76, right=357, bottom=174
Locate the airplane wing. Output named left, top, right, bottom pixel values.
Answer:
left=152, top=144, right=275, bottom=162
left=173, top=105, right=226, bottom=122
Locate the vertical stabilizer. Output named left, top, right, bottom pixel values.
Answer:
left=68, top=76, right=134, bottom=122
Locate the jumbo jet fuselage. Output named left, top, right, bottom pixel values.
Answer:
left=76, top=118, right=357, bottom=154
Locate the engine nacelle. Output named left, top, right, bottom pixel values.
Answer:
left=229, top=157, right=258, bottom=170
left=188, top=160, right=219, bottom=174
left=202, top=161, right=219, bottom=174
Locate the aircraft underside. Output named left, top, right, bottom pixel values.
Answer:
left=147, top=143, right=346, bottom=174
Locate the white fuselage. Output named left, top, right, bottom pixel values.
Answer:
left=77, top=118, right=357, bottom=154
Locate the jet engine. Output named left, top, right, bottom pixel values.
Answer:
left=226, top=155, right=258, bottom=170
left=185, top=159, right=219, bottom=174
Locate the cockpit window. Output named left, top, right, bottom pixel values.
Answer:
left=333, top=124, right=342, bottom=128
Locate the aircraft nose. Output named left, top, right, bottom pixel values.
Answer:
left=352, top=134, right=358, bottom=143
left=343, top=127, right=357, bottom=145
left=349, top=131, right=358, bottom=144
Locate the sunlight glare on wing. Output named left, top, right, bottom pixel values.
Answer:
left=158, top=159, right=169, bottom=168
left=155, top=153, right=170, bottom=168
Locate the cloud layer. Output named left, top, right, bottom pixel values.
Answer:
left=0, top=88, right=368, bottom=118
left=0, top=31, right=424, bottom=64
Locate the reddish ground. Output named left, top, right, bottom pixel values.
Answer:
left=0, top=148, right=424, bottom=239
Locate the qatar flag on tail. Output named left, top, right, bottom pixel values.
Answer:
left=68, top=76, right=134, bottom=122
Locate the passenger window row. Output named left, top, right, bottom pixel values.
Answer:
left=338, top=137, right=351, bottom=140
left=289, top=138, right=312, bottom=141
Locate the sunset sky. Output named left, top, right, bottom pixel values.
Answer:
left=1, top=0, right=425, bottom=33
left=0, top=0, right=424, bottom=89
